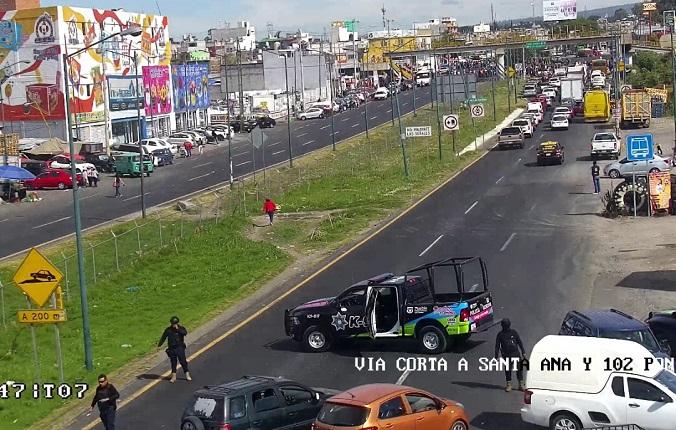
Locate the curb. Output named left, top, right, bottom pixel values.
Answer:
left=459, top=108, right=525, bottom=156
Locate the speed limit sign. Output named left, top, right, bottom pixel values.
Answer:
left=470, top=103, right=485, bottom=118
left=443, top=114, right=459, bottom=131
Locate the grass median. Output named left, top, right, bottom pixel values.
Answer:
left=0, top=80, right=524, bottom=430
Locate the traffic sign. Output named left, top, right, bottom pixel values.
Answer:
left=525, top=41, right=546, bottom=50
left=405, top=126, right=432, bottom=138
left=620, top=84, right=632, bottom=92
left=626, top=134, right=654, bottom=162
left=467, top=97, right=487, bottom=104
left=17, top=309, right=67, bottom=324
left=251, top=126, right=268, bottom=149
left=12, top=248, right=63, bottom=308
left=443, top=114, right=459, bottom=131
left=471, top=103, right=485, bottom=118
left=507, top=67, right=516, bottom=78
left=643, top=2, right=657, bottom=12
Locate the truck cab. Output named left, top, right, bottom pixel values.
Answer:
left=285, top=257, right=495, bottom=354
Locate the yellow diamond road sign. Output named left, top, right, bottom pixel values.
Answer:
left=12, top=248, right=63, bottom=308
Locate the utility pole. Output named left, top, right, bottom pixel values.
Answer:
left=281, top=53, right=294, bottom=166
left=352, top=19, right=360, bottom=89
left=666, top=10, right=676, bottom=155
left=394, top=87, right=409, bottom=177
left=327, top=53, right=336, bottom=151
left=237, top=38, right=245, bottom=134
left=222, top=50, right=233, bottom=188
left=133, top=51, right=146, bottom=219
left=299, top=37, right=306, bottom=109
left=319, top=35, right=323, bottom=100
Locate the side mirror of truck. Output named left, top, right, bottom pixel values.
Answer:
left=659, top=339, right=672, bottom=355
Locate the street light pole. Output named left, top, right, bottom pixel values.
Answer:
left=222, top=52, right=233, bottom=189
left=667, top=10, right=676, bottom=156
left=328, top=54, right=336, bottom=150
left=282, top=54, right=293, bottom=167
left=133, top=51, right=146, bottom=218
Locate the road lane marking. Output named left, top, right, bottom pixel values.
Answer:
left=193, top=162, right=213, bottom=169
left=418, top=234, right=444, bottom=257
left=396, top=370, right=411, bottom=385
left=341, top=117, right=350, bottom=122
left=352, top=123, right=360, bottom=128
left=320, top=125, right=330, bottom=130
left=370, top=116, right=378, bottom=120
left=402, top=102, right=409, bottom=106
left=538, top=133, right=544, bottom=138
left=0, top=218, right=8, bottom=223
left=495, top=176, right=504, bottom=184
left=188, top=171, right=215, bottom=181
left=32, top=216, right=71, bottom=229
left=272, top=150, right=286, bottom=156
left=529, top=203, right=537, bottom=212
left=232, top=151, right=248, bottom=158
left=80, top=99, right=494, bottom=429
left=465, top=201, right=478, bottom=214
left=303, top=140, right=315, bottom=146
left=500, top=233, right=517, bottom=252
left=387, top=109, right=392, bottom=113
left=121, top=192, right=151, bottom=202
left=529, top=144, right=535, bottom=150
left=269, top=141, right=282, bottom=147
left=80, top=193, right=100, bottom=201
left=235, top=161, right=251, bottom=167
left=297, top=132, right=308, bottom=137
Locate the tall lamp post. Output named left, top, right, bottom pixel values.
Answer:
left=62, top=25, right=142, bottom=370
left=1, top=60, right=30, bottom=165
left=665, top=10, right=676, bottom=157
left=279, top=53, right=294, bottom=167
left=215, top=48, right=234, bottom=188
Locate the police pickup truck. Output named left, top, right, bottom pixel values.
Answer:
left=284, top=257, right=495, bottom=354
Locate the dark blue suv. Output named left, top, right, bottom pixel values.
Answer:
left=559, top=308, right=671, bottom=358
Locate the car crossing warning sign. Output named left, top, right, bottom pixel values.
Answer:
left=470, top=103, right=485, bottom=118
left=443, top=114, right=459, bottom=131
left=12, top=248, right=63, bottom=308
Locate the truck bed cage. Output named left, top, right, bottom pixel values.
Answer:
left=405, top=256, right=489, bottom=295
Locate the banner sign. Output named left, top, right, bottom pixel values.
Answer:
left=543, top=0, right=577, bottom=22
left=172, top=62, right=210, bottom=113
left=649, top=171, right=671, bottom=211
left=142, top=65, right=172, bottom=115
left=108, top=76, right=142, bottom=112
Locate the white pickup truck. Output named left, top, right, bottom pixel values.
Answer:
left=591, top=132, right=620, bottom=159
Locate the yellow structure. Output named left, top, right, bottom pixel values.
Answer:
left=363, top=36, right=417, bottom=65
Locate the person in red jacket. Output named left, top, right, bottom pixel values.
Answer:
left=263, top=198, right=277, bottom=225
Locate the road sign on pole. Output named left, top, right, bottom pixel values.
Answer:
left=626, top=134, right=654, bottom=161
left=405, top=126, right=432, bottom=138
left=525, top=41, right=546, bottom=50
left=251, top=126, right=268, bottom=149
left=12, top=248, right=63, bottom=308
left=17, top=309, right=67, bottom=324
left=443, top=114, right=459, bottom=131
left=467, top=97, right=487, bottom=104
left=470, top=103, right=485, bottom=118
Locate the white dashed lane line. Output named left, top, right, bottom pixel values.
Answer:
left=500, top=233, right=517, bottom=252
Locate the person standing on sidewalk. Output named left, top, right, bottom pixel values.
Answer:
left=495, top=318, right=526, bottom=392
left=90, top=374, right=119, bottom=430
left=262, top=198, right=278, bottom=225
left=112, top=174, right=124, bottom=198
left=591, top=160, right=601, bottom=194
left=157, top=316, right=191, bottom=383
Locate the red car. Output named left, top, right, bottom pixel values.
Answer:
left=25, top=169, right=83, bottom=190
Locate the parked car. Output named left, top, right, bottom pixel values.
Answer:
left=536, top=141, right=565, bottom=165
left=498, top=126, right=525, bottom=149
left=180, top=376, right=338, bottom=430
left=184, top=130, right=206, bottom=145
left=511, top=118, right=533, bottom=138
left=151, top=148, right=173, bottom=167
left=373, top=87, right=390, bottom=100
left=296, top=107, right=325, bottom=120
left=24, top=169, right=83, bottom=190
left=315, top=384, right=469, bottom=430
left=604, top=155, right=672, bottom=178
left=167, top=132, right=197, bottom=149
left=521, top=335, right=676, bottom=430
left=83, top=152, right=115, bottom=173
left=47, top=155, right=96, bottom=173
left=255, top=115, right=277, bottom=128
left=591, top=132, right=621, bottom=159
left=646, top=310, right=676, bottom=357
left=550, top=114, right=569, bottom=130
left=559, top=308, right=671, bottom=358
left=141, top=138, right=176, bottom=155
left=205, top=125, right=234, bottom=140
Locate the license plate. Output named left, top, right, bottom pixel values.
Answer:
left=545, top=153, right=551, bottom=156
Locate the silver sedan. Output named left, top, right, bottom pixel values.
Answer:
left=604, top=155, right=672, bottom=178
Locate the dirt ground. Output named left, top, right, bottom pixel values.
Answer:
left=587, top=118, right=676, bottom=318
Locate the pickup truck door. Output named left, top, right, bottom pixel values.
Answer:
left=626, top=376, right=676, bottom=430
left=364, top=287, right=378, bottom=338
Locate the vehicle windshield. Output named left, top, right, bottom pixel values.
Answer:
left=599, top=328, right=660, bottom=352
left=417, top=72, right=430, bottom=79
left=656, top=370, right=676, bottom=395
left=501, top=127, right=521, bottom=135
left=594, top=133, right=615, bottom=140
left=317, top=402, right=369, bottom=426
left=552, top=116, right=567, bottom=121
left=512, top=120, right=527, bottom=126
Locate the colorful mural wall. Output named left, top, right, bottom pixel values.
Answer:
left=142, top=65, right=171, bottom=115
left=172, top=62, right=209, bottom=113
left=0, top=6, right=171, bottom=126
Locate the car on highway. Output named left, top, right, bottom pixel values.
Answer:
left=511, top=118, right=533, bottom=138
left=151, top=148, right=173, bottom=167
left=591, top=75, right=606, bottom=88
left=526, top=107, right=544, bottom=125
left=550, top=114, right=569, bottom=130
left=548, top=77, right=561, bottom=87
left=646, top=310, right=676, bottom=357
left=231, top=116, right=259, bottom=133
left=314, top=384, right=469, bottom=430
left=373, top=87, right=390, bottom=100
left=591, top=132, right=620, bottom=159
left=536, top=141, right=564, bottom=165
left=254, top=115, right=277, bottom=128
left=498, top=126, right=525, bottom=149
left=296, top=107, right=325, bottom=120
left=522, top=335, right=676, bottom=430
left=523, top=84, right=538, bottom=97
left=180, top=375, right=338, bottom=430
left=542, top=88, right=557, bottom=101
left=24, top=169, right=83, bottom=190
left=559, top=309, right=671, bottom=359
left=285, top=256, right=495, bottom=354
left=520, top=112, right=540, bottom=129
left=603, top=155, right=672, bottom=178
left=553, top=106, right=572, bottom=119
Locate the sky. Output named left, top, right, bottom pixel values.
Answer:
left=55, top=0, right=636, bottom=38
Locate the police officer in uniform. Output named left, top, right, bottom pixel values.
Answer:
left=158, top=316, right=191, bottom=383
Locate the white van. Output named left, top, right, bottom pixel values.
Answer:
left=521, top=335, right=676, bottom=430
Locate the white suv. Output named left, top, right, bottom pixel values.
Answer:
left=511, top=118, right=533, bottom=138
left=142, top=138, right=176, bottom=155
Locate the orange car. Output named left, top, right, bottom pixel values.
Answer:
left=312, top=383, right=469, bottom=430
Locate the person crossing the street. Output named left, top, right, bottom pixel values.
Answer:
left=158, top=316, right=191, bottom=383
left=113, top=173, right=124, bottom=198
left=90, top=374, right=119, bottom=430
left=495, top=318, right=526, bottom=392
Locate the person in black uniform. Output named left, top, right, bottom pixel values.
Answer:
left=495, top=318, right=526, bottom=392
left=158, top=316, right=191, bottom=383
left=591, top=161, right=601, bottom=194
left=90, top=374, right=119, bottom=430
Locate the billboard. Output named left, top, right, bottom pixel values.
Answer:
left=142, top=65, right=171, bottom=115
left=649, top=172, right=671, bottom=211
left=543, top=0, right=577, bottom=22
left=172, top=62, right=210, bottom=113
left=108, top=76, right=142, bottom=112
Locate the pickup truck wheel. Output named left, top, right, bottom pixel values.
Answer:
left=302, top=326, right=331, bottom=352
left=550, top=412, right=582, bottom=430
left=418, top=326, right=447, bottom=354
left=181, top=416, right=205, bottom=430
left=608, top=169, right=620, bottom=179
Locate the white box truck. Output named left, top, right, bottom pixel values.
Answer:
left=560, top=77, right=583, bottom=102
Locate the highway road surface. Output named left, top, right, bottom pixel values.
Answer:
left=0, top=86, right=431, bottom=259
left=68, top=107, right=612, bottom=429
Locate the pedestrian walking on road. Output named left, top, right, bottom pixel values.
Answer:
left=112, top=174, right=124, bottom=198
left=184, top=141, right=193, bottom=158
left=198, top=143, right=204, bottom=155
left=263, top=198, right=277, bottom=225
left=591, top=160, right=601, bottom=194
left=92, top=168, right=99, bottom=187
left=158, top=316, right=191, bottom=383
left=495, top=318, right=526, bottom=392
left=656, top=144, right=663, bottom=157
left=90, top=374, right=119, bottom=430
left=86, top=168, right=95, bottom=187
